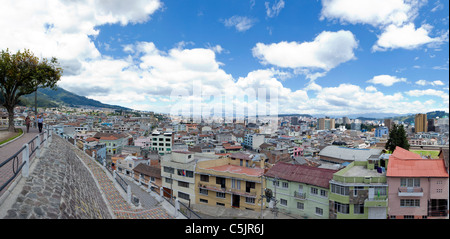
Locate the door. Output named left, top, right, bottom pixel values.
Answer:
left=232, top=194, right=240, bottom=208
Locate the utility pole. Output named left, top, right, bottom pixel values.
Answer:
left=260, top=175, right=264, bottom=219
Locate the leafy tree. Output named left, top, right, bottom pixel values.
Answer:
left=385, top=124, right=410, bottom=152
left=0, top=49, right=62, bottom=132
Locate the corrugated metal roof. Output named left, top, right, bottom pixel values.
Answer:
left=318, top=146, right=381, bottom=161
left=264, top=162, right=338, bottom=188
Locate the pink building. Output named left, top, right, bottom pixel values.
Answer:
left=387, top=147, right=449, bottom=219
left=134, top=136, right=151, bottom=148
left=293, top=147, right=303, bottom=157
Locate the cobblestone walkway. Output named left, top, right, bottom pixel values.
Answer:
left=1, top=134, right=173, bottom=219
left=70, top=138, right=173, bottom=219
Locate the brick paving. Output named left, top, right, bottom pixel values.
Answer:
left=1, top=133, right=173, bottom=219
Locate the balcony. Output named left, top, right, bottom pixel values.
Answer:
left=398, top=187, right=423, bottom=197
left=293, top=191, right=306, bottom=200
left=198, top=183, right=257, bottom=197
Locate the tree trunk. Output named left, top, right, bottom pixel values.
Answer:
left=7, top=106, right=15, bottom=132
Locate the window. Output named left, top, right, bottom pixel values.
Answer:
left=273, top=181, right=279, bottom=187
left=320, top=189, right=328, bottom=197
left=354, top=186, right=364, bottom=196
left=372, top=186, right=387, bottom=196
left=400, top=178, right=420, bottom=187
left=178, top=191, right=190, bottom=200
left=178, top=181, right=189, bottom=188
left=404, top=215, right=415, bottom=219
left=232, top=179, right=241, bottom=189
left=165, top=178, right=172, bottom=184
left=354, top=204, right=365, bottom=214
left=280, top=198, right=287, bottom=206
left=245, top=197, right=255, bottom=204
left=334, top=202, right=349, bottom=214
left=315, top=207, right=323, bottom=216
left=297, top=202, right=304, bottom=210
left=200, top=174, right=209, bottom=182
left=282, top=182, right=289, bottom=189
left=310, top=187, right=318, bottom=195
left=163, top=166, right=174, bottom=174
left=216, top=202, right=225, bottom=206
left=199, top=188, right=208, bottom=195
left=400, top=199, right=420, bottom=207
left=216, top=177, right=226, bottom=188
left=331, top=184, right=349, bottom=196
left=216, top=192, right=226, bottom=198
left=437, top=189, right=442, bottom=193
left=199, top=198, right=208, bottom=203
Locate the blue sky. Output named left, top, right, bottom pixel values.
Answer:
left=1, top=0, right=448, bottom=117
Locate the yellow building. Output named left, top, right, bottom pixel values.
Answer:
left=195, top=152, right=269, bottom=211
left=415, top=113, right=428, bottom=133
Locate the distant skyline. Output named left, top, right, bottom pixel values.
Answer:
left=1, top=0, right=448, bottom=116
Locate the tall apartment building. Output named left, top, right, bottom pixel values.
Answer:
left=384, top=119, right=394, bottom=131
left=317, top=118, right=335, bottom=130
left=243, top=134, right=265, bottom=150
left=414, top=113, right=428, bottom=133
left=150, top=131, right=173, bottom=155
left=160, top=151, right=197, bottom=205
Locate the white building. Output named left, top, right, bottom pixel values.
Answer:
left=150, top=131, right=173, bottom=155
left=160, top=151, right=197, bottom=205
left=243, top=134, right=265, bottom=151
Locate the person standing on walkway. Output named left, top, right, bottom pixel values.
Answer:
left=25, top=116, right=31, bottom=133
left=37, top=114, right=43, bottom=133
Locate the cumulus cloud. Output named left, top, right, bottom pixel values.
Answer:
left=0, top=0, right=162, bottom=72
left=320, top=0, right=445, bottom=52
left=320, top=0, right=418, bottom=27
left=222, top=16, right=257, bottom=32
left=372, top=23, right=442, bottom=51
left=252, top=30, right=358, bottom=79
left=366, top=75, right=407, bottom=86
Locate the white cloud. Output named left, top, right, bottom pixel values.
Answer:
left=320, top=0, right=418, bottom=27
left=415, top=80, right=445, bottom=86
left=365, top=86, right=377, bottom=92
left=223, top=16, right=257, bottom=32
left=0, top=0, right=162, bottom=74
left=265, top=0, right=285, bottom=18
left=372, top=23, right=442, bottom=51
left=367, top=75, right=406, bottom=86
left=320, top=0, right=445, bottom=52
left=406, top=89, right=448, bottom=99
left=252, top=30, right=358, bottom=75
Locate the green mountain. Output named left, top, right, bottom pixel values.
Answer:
left=391, top=111, right=449, bottom=123
left=9, top=86, right=131, bottom=111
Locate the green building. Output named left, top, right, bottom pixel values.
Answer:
left=328, top=159, right=388, bottom=219
left=264, top=162, right=338, bottom=219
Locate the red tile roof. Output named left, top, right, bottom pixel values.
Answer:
left=264, top=162, right=338, bottom=188
left=100, top=136, right=118, bottom=141
left=387, top=147, right=449, bottom=178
